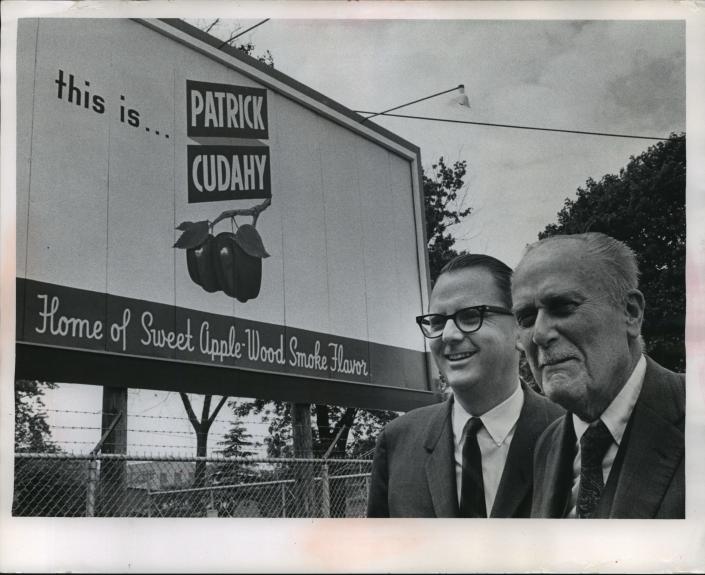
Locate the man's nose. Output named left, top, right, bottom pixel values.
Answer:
left=531, top=309, right=558, bottom=347
left=440, top=318, right=465, bottom=343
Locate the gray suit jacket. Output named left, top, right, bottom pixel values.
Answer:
left=367, top=386, right=564, bottom=517
left=530, top=356, right=685, bottom=518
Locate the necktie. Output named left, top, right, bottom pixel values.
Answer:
left=459, top=417, right=486, bottom=518
left=576, top=419, right=613, bottom=519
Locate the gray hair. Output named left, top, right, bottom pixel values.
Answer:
left=522, top=232, right=640, bottom=305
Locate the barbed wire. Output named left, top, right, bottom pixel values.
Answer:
left=49, top=438, right=362, bottom=455
left=46, top=407, right=394, bottom=424
left=46, top=408, right=269, bottom=425
left=47, top=416, right=373, bottom=432
left=53, top=440, right=215, bottom=450
left=49, top=431, right=373, bottom=444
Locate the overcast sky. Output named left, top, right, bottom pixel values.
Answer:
left=190, top=17, right=685, bottom=266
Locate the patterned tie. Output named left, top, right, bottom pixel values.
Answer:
left=459, top=417, right=486, bottom=518
left=576, top=419, right=613, bottom=519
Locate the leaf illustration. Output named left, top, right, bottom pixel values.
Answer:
left=234, top=224, right=270, bottom=258
left=173, top=220, right=210, bottom=249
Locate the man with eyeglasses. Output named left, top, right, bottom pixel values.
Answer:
left=511, top=233, right=684, bottom=518
left=367, top=253, right=563, bottom=517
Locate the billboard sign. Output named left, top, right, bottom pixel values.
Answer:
left=15, top=18, right=434, bottom=410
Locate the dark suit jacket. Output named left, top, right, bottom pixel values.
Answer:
left=367, top=386, right=564, bottom=517
left=531, top=356, right=685, bottom=518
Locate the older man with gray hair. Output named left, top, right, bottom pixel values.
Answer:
left=511, top=232, right=684, bottom=518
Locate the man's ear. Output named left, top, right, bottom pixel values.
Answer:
left=625, top=289, right=645, bottom=338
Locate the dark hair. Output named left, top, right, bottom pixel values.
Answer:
left=437, top=253, right=513, bottom=307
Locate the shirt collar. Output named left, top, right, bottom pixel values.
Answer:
left=452, top=384, right=524, bottom=447
left=573, top=354, right=646, bottom=444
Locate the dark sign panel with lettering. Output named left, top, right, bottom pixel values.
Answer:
left=187, top=80, right=268, bottom=139
left=18, top=279, right=376, bottom=385
left=187, top=145, right=271, bottom=202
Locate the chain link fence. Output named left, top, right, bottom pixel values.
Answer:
left=13, top=453, right=372, bottom=518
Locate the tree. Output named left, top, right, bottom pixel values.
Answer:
left=14, top=380, right=59, bottom=453
left=227, top=400, right=397, bottom=460
left=192, top=19, right=275, bottom=67
left=423, top=157, right=472, bottom=280
left=539, top=134, right=685, bottom=371
left=216, top=415, right=256, bottom=458
left=210, top=411, right=258, bottom=491
left=222, top=400, right=397, bottom=517
left=179, top=393, right=229, bottom=488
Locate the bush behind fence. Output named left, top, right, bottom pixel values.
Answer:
left=13, top=453, right=372, bottom=518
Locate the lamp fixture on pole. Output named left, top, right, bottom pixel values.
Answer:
left=360, top=84, right=468, bottom=123
left=456, top=85, right=470, bottom=108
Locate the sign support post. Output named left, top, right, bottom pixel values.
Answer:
left=98, top=387, right=128, bottom=515
left=291, top=402, right=314, bottom=516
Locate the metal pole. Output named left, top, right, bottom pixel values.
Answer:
left=321, top=462, right=331, bottom=518
left=85, top=457, right=98, bottom=517
left=280, top=482, right=286, bottom=518
left=291, top=403, right=313, bottom=516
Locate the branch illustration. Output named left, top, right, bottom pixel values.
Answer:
left=211, top=198, right=272, bottom=228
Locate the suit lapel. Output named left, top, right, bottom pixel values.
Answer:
left=490, top=388, right=537, bottom=517
left=423, top=397, right=459, bottom=517
left=533, top=415, right=576, bottom=518
left=605, top=363, right=685, bottom=518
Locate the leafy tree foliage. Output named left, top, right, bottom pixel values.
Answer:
left=193, top=19, right=275, bottom=67
left=236, top=41, right=275, bottom=68
left=15, top=380, right=59, bottom=453
left=225, top=400, right=398, bottom=459
left=539, top=134, right=685, bottom=371
left=423, top=157, right=471, bottom=280
left=219, top=400, right=398, bottom=517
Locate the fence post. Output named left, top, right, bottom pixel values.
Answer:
left=291, top=403, right=314, bottom=517
left=85, top=457, right=98, bottom=517
left=321, top=462, right=330, bottom=518
left=281, top=482, right=287, bottom=518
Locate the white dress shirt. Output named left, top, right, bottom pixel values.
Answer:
left=452, top=384, right=524, bottom=515
left=567, top=354, right=646, bottom=517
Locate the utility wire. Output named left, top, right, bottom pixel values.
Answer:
left=353, top=110, right=680, bottom=141
left=361, top=85, right=463, bottom=122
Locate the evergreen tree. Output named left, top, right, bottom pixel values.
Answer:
left=216, top=416, right=257, bottom=458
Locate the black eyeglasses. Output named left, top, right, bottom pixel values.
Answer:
left=415, top=305, right=514, bottom=338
